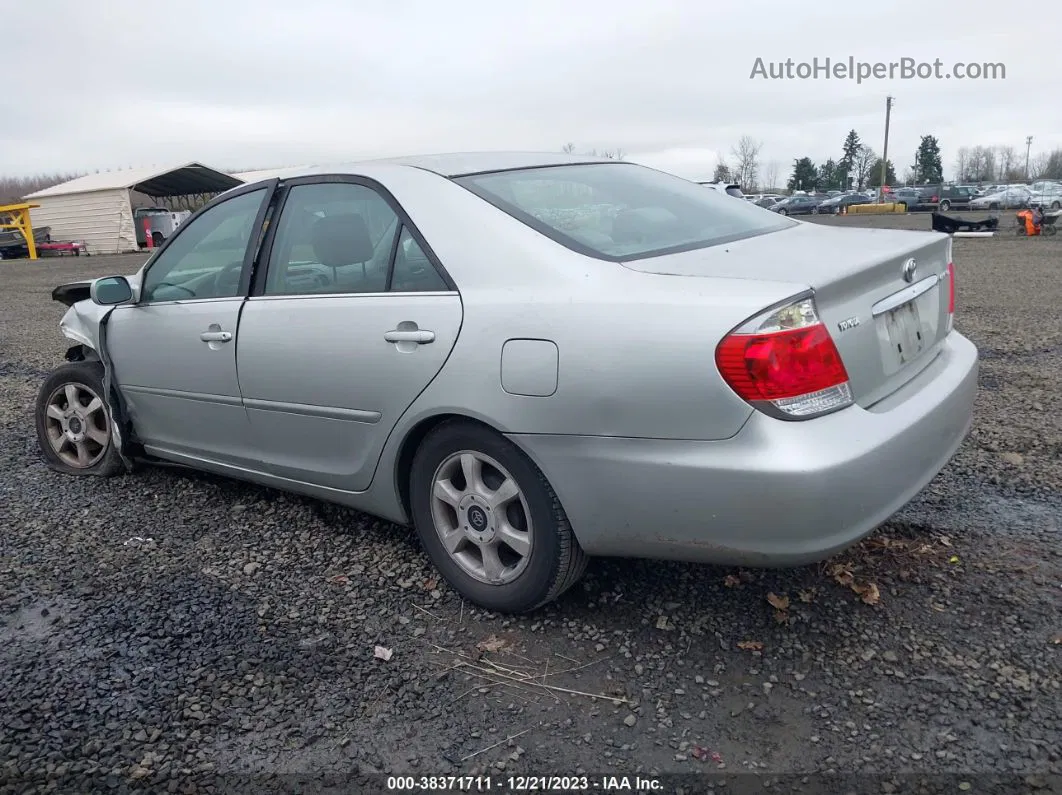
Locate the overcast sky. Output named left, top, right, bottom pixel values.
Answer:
left=4, top=0, right=1059, bottom=182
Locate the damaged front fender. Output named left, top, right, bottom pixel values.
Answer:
left=53, top=288, right=137, bottom=472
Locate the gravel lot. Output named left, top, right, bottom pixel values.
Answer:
left=2, top=212, right=1060, bottom=794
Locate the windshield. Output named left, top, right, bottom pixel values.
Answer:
left=454, top=163, right=794, bottom=261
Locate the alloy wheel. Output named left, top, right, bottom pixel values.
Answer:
left=429, top=451, right=533, bottom=585
left=43, top=382, right=110, bottom=468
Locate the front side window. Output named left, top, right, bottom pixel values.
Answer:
left=457, top=163, right=794, bottom=261
left=140, top=188, right=266, bottom=302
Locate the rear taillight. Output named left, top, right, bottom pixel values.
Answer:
left=946, top=261, right=955, bottom=331
left=715, top=296, right=853, bottom=420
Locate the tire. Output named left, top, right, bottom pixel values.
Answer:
left=777, top=208, right=788, bottom=216
left=1052, top=201, right=1061, bottom=210
left=1044, top=224, right=1057, bottom=237
left=811, top=206, right=819, bottom=214
left=151, top=232, right=164, bottom=248
left=939, top=200, right=951, bottom=211
left=409, top=419, right=588, bottom=613
left=35, top=361, right=124, bottom=477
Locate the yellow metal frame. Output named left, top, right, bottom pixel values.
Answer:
left=0, top=202, right=41, bottom=259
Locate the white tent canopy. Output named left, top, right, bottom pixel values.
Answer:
left=23, top=162, right=242, bottom=255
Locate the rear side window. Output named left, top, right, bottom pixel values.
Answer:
left=455, top=163, right=794, bottom=261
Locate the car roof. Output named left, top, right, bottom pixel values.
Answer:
left=273, top=151, right=614, bottom=180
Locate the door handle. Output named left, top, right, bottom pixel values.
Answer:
left=384, top=329, right=435, bottom=344
left=200, top=330, right=232, bottom=342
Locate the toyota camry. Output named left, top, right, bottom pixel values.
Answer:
left=37, top=152, right=978, bottom=613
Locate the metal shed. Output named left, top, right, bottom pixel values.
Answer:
left=22, top=163, right=243, bottom=255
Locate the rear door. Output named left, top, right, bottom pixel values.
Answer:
left=235, top=175, right=462, bottom=492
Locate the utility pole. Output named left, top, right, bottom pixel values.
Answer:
left=1025, top=135, right=1033, bottom=179
left=880, top=96, right=894, bottom=201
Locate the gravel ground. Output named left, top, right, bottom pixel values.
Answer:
left=1, top=216, right=1060, bottom=794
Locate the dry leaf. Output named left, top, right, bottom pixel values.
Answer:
left=858, top=582, right=881, bottom=605
left=798, top=589, right=816, bottom=604
left=766, top=592, right=789, bottom=611
left=327, top=574, right=350, bottom=585
left=832, top=568, right=855, bottom=587
left=423, top=578, right=438, bottom=591
left=1049, top=634, right=1062, bottom=645
left=772, top=609, right=790, bottom=625
left=476, top=635, right=510, bottom=653
left=737, top=640, right=764, bottom=651
left=373, top=645, right=393, bottom=661
left=949, top=555, right=960, bottom=564
left=723, top=574, right=742, bottom=588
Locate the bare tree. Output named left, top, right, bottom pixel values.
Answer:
left=600, top=149, right=626, bottom=160
left=954, top=147, right=970, bottom=182
left=561, top=142, right=575, bottom=154
left=762, top=160, right=780, bottom=191
left=730, top=136, right=763, bottom=191
left=854, top=145, right=877, bottom=190
left=996, top=146, right=1016, bottom=181
left=1029, top=152, right=1051, bottom=179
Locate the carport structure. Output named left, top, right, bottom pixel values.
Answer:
left=23, top=163, right=242, bottom=255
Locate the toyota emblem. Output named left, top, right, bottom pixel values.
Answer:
left=902, top=258, right=917, bottom=283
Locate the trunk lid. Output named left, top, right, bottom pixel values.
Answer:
left=621, top=222, right=953, bottom=407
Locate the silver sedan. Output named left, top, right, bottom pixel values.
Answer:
left=37, top=153, right=978, bottom=613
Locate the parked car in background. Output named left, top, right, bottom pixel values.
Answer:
left=35, top=151, right=977, bottom=614
left=134, top=207, right=193, bottom=248
left=816, top=193, right=873, bottom=215
left=932, top=185, right=976, bottom=212
left=754, top=196, right=782, bottom=209
left=698, top=182, right=745, bottom=199
left=771, top=195, right=824, bottom=215
left=970, top=187, right=1031, bottom=210
left=1029, top=184, right=1062, bottom=210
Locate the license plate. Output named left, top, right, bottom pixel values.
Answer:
left=883, top=299, right=926, bottom=365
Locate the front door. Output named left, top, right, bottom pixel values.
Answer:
left=235, top=177, right=462, bottom=492
left=105, top=184, right=275, bottom=463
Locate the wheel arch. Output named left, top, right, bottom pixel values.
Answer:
left=392, top=412, right=550, bottom=527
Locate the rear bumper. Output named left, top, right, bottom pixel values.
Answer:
left=510, top=333, right=978, bottom=567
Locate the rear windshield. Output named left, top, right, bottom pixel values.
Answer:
left=454, top=163, right=794, bottom=261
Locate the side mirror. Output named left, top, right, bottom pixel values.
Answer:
left=90, top=276, right=134, bottom=305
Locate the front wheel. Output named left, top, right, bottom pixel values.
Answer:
left=409, top=420, right=588, bottom=613
left=939, top=200, right=951, bottom=211
left=35, top=361, right=124, bottom=476
left=811, top=206, right=820, bottom=214
left=777, top=208, right=788, bottom=215
left=1043, top=224, right=1057, bottom=237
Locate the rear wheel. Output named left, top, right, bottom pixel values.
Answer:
left=939, top=200, right=951, bottom=211
left=409, top=419, right=588, bottom=613
left=811, top=206, right=820, bottom=214
left=1043, top=224, right=1057, bottom=237
left=151, top=232, right=164, bottom=247
left=35, top=361, right=124, bottom=477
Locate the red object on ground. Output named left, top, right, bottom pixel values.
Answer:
left=144, top=217, right=153, bottom=249
left=38, top=241, right=87, bottom=256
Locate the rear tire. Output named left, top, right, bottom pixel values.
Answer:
left=939, top=200, right=951, bottom=211
left=409, top=419, right=588, bottom=613
left=35, top=361, right=124, bottom=477
left=151, top=232, right=164, bottom=248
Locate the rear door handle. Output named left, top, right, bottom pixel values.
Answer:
left=200, top=330, right=232, bottom=342
left=384, top=329, right=435, bottom=344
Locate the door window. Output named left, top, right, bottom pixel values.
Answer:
left=264, top=182, right=400, bottom=295
left=140, top=188, right=267, bottom=303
